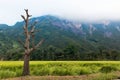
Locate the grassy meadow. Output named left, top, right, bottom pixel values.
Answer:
left=0, top=61, right=120, bottom=80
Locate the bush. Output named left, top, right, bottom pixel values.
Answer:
left=74, top=67, right=92, bottom=75
left=49, top=67, right=68, bottom=75
left=100, top=66, right=117, bottom=73
left=31, top=67, right=50, bottom=76
left=0, top=70, right=16, bottom=79
left=16, top=69, right=22, bottom=76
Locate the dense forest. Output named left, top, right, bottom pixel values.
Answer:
left=0, top=15, right=120, bottom=60
left=1, top=44, right=120, bottom=60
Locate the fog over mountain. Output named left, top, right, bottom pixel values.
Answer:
left=1, top=0, right=120, bottom=25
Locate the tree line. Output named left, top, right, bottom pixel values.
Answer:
left=1, top=44, right=120, bottom=61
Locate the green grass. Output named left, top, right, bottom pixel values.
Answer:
left=0, top=61, right=120, bottom=79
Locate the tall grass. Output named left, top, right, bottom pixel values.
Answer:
left=0, top=61, right=120, bottom=79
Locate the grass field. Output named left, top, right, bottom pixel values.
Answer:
left=0, top=61, right=120, bottom=80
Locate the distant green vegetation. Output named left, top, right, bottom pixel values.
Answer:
left=0, top=61, right=120, bottom=79
left=1, top=44, right=120, bottom=61
left=1, top=15, right=120, bottom=61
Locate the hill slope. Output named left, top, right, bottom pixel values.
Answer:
left=0, top=15, right=120, bottom=60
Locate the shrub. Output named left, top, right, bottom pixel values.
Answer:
left=100, top=66, right=117, bottom=73
left=0, top=70, right=16, bottom=79
left=49, top=67, right=68, bottom=75
left=31, top=67, right=50, bottom=76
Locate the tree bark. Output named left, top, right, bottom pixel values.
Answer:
left=22, top=53, right=30, bottom=76
left=20, top=9, right=43, bottom=76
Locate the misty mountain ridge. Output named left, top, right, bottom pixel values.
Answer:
left=14, top=15, right=120, bottom=39
left=0, top=15, right=120, bottom=55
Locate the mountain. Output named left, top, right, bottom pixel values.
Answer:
left=0, top=15, right=120, bottom=60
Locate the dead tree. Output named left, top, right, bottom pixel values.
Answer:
left=19, top=9, right=44, bottom=76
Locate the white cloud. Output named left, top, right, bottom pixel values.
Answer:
left=0, top=0, right=120, bottom=25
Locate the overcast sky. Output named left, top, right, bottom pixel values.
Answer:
left=0, top=0, right=120, bottom=25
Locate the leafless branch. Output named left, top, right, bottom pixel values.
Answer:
left=21, top=9, right=44, bottom=52
left=23, top=25, right=26, bottom=30
left=24, top=9, right=32, bottom=18
left=35, top=39, right=44, bottom=49
left=21, top=15, right=26, bottom=22
left=18, top=38, right=25, bottom=48
left=31, top=33, right=35, bottom=49
left=30, top=22, right=37, bottom=33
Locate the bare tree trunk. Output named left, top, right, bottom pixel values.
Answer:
left=19, top=9, right=44, bottom=76
left=23, top=54, right=30, bottom=75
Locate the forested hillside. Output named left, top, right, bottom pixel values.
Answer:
left=0, top=15, right=120, bottom=60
